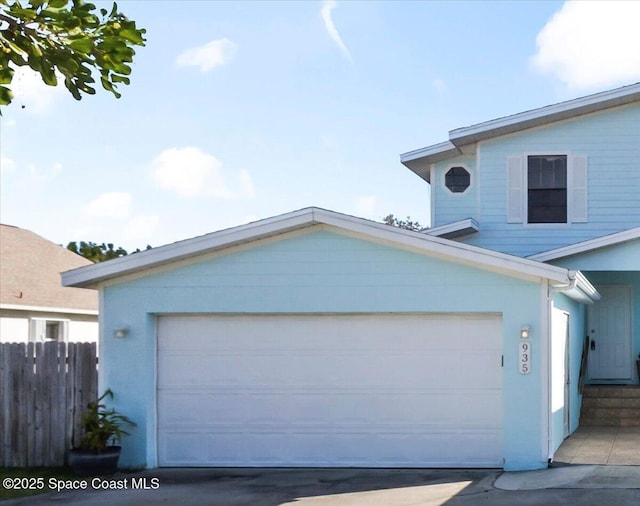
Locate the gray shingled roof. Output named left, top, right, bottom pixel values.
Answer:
left=0, top=224, right=98, bottom=312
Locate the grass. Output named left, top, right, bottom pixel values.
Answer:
left=0, top=467, right=79, bottom=500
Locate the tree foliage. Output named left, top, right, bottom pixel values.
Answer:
left=0, top=0, right=146, bottom=107
left=383, top=214, right=425, bottom=232
left=67, top=240, right=151, bottom=263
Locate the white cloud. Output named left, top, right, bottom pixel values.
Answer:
left=321, top=0, right=351, bottom=61
left=355, top=195, right=376, bottom=217
left=123, top=215, right=160, bottom=242
left=8, top=66, right=64, bottom=113
left=151, top=146, right=255, bottom=199
left=176, top=38, right=237, bottom=72
left=531, top=1, right=640, bottom=90
left=85, top=192, right=132, bottom=219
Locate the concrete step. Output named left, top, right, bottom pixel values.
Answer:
left=580, top=386, right=640, bottom=427
left=582, top=397, right=640, bottom=408
left=583, top=385, right=640, bottom=398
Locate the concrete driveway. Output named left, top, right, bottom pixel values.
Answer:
left=3, top=466, right=640, bottom=505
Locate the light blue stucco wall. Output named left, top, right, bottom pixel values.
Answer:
left=550, top=294, right=586, bottom=455
left=99, top=228, right=550, bottom=471
left=430, top=104, right=640, bottom=256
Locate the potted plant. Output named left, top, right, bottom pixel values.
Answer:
left=68, top=389, right=136, bottom=476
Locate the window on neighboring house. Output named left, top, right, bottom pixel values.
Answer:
left=30, top=319, right=68, bottom=342
left=445, top=166, right=470, bottom=193
left=527, top=155, right=567, bottom=223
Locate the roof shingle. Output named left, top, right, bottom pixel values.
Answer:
left=0, top=224, right=98, bottom=311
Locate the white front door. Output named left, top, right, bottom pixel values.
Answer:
left=588, top=286, right=632, bottom=380
left=156, top=313, right=503, bottom=468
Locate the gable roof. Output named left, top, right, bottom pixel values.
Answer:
left=62, top=207, right=599, bottom=303
left=0, top=224, right=98, bottom=313
left=528, top=227, right=640, bottom=262
left=401, top=82, right=640, bottom=182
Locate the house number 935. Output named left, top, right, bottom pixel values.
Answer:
left=519, top=341, right=531, bottom=375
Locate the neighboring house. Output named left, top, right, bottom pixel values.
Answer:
left=0, top=224, right=98, bottom=344
left=62, top=83, right=639, bottom=472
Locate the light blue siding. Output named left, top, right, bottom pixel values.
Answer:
left=550, top=241, right=640, bottom=385
left=440, top=104, right=640, bottom=256
left=550, top=240, right=640, bottom=271
left=99, top=229, right=548, bottom=471
left=432, top=155, right=478, bottom=227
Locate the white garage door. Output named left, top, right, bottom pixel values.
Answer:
left=157, top=314, right=503, bottom=467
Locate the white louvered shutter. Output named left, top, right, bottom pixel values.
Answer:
left=570, top=155, right=588, bottom=223
left=507, top=156, right=524, bottom=223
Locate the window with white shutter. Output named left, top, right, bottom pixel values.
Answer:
left=506, top=154, right=587, bottom=224
left=527, top=155, right=567, bottom=224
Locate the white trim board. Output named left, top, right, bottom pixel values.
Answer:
left=61, top=207, right=599, bottom=304
left=0, top=303, right=98, bottom=316
left=528, top=227, right=640, bottom=262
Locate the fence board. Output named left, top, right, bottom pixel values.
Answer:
left=0, top=342, right=98, bottom=467
left=0, top=344, right=6, bottom=464
left=25, top=343, right=35, bottom=466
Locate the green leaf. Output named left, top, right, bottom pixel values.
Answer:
left=0, top=85, right=14, bottom=106
left=110, top=73, right=129, bottom=85
left=119, top=27, right=145, bottom=45
left=1, top=0, right=145, bottom=109
left=0, top=66, right=14, bottom=85
left=68, top=37, right=94, bottom=53
left=11, top=7, right=38, bottom=20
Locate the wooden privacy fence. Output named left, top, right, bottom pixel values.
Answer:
left=0, top=342, right=98, bottom=467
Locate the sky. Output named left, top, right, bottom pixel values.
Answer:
left=1, top=0, right=640, bottom=251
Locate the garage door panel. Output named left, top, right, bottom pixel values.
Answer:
left=160, top=429, right=503, bottom=467
left=157, top=314, right=503, bottom=467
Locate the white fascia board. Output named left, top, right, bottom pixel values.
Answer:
left=528, top=227, right=640, bottom=262
left=424, top=218, right=479, bottom=238
left=0, top=303, right=98, bottom=316
left=313, top=209, right=574, bottom=285
left=449, top=82, right=640, bottom=146
left=63, top=206, right=576, bottom=290
left=400, top=141, right=460, bottom=181
left=62, top=208, right=320, bottom=288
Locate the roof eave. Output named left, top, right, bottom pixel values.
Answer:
left=402, top=83, right=640, bottom=169
left=62, top=207, right=579, bottom=290
left=61, top=209, right=320, bottom=288
left=558, top=271, right=601, bottom=304
left=449, top=83, right=640, bottom=146
left=425, top=218, right=480, bottom=239
left=400, top=141, right=460, bottom=181
left=528, top=227, right=640, bottom=262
